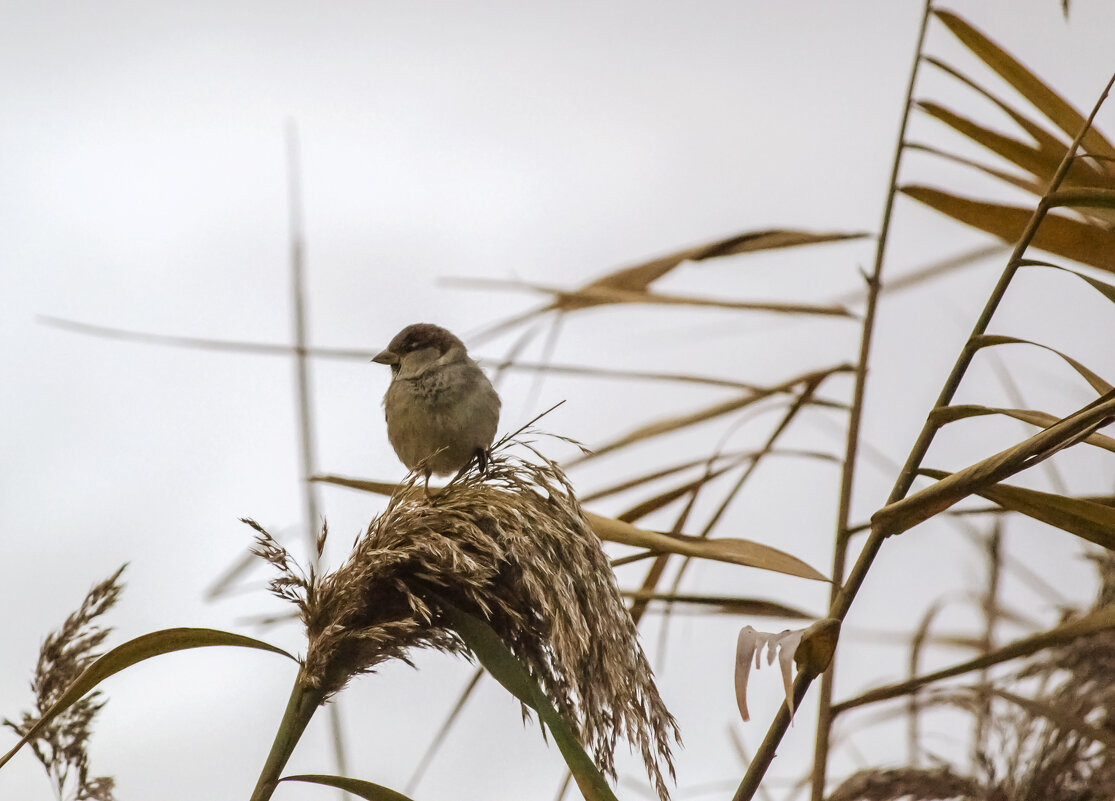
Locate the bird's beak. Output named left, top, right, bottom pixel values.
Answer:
left=372, top=349, right=398, bottom=366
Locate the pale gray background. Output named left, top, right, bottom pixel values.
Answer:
left=3, top=2, right=1115, bottom=799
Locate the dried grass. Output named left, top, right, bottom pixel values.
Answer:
left=4, top=566, right=124, bottom=801
left=827, top=765, right=984, bottom=801
left=249, top=437, right=680, bottom=800
left=829, top=552, right=1115, bottom=801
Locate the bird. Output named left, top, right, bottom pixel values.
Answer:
left=372, top=323, right=501, bottom=491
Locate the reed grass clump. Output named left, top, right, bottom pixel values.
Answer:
left=250, top=440, right=679, bottom=799
left=4, top=566, right=124, bottom=801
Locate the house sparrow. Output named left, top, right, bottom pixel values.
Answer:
left=372, top=323, right=500, bottom=489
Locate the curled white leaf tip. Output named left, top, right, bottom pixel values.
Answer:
left=734, top=625, right=807, bottom=725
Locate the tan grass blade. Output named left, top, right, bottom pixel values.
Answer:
left=901, top=186, right=1115, bottom=272
left=462, top=230, right=866, bottom=345
left=281, top=775, right=416, bottom=801
left=934, top=10, right=1115, bottom=160
left=972, top=334, right=1113, bottom=393
left=918, top=101, right=1065, bottom=181
left=313, top=475, right=399, bottom=494
left=1018, top=258, right=1115, bottom=305
left=0, top=628, right=295, bottom=770
left=584, top=448, right=835, bottom=504
left=614, top=450, right=837, bottom=523
left=582, top=452, right=751, bottom=503
left=931, top=405, right=1115, bottom=453
left=906, top=142, right=1045, bottom=195
left=923, top=468, right=1115, bottom=551
left=583, top=512, right=828, bottom=581
left=455, top=278, right=854, bottom=317
left=566, top=364, right=853, bottom=465
left=923, top=56, right=1095, bottom=178
left=481, top=359, right=764, bottom=391
left=872, top=391, right=1115, bottom=538
left=619, top=591, right=814, bottom=620
left=583, top=229, right=869, bottom=292
left=1048, top=186, right=1115, bottom=210
left=617, top=465, right=738, bottom=523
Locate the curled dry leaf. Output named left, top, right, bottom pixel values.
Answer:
left=734, top=626, right=804, bottom=723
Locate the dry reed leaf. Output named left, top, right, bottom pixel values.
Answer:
left=479, top=359, right=763, bottom=391
left=311, top=475, right=398, bottom=495
left=1049, top=186, right=1115, bottom=210
left=906, top=142, right=1046, bottom=195
left=924, top=54, right=1097, bottom=173
left=280, top=774, right=416, bottom=801
left=583, top=511, right=828, bottom=581
left=458, top=229, right=866, bottom=341
left=971, top=334, right=1114, bottom=393
left=566, top=364, right=853, bottom=465
left=922, top=469, right=1115, bottom=551
left=931, top=405, right=1115, bottom=453
left=616, top=465, right=738, bottom=523
left=584, top=448, right=835, bottom=505
left=583, top=229, right=868, bottom=293
left=619, top=591, right=814, bottom=620
left=934, top=10, right=1115, bottom=160
left=581, top=451, right=750, bottom=503
left=900, top=186, right=1115, bottom=273
left=460, top=279, right=854, bottom=317
left=1017, top=259, right=1115, bottom=308
left=872, top=391, right=1115, bottom=538
left=918, top=100, right=1065, bottom=181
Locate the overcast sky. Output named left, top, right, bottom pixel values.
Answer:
left=4, top=2, right=1115, bottom=800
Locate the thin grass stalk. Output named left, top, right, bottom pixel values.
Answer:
left=808, top=2, right=934, bottom=798
left=628, top=440, right=711, bottom=627
left=905, top=602, right=946, bottom=766
left=972, top=526, right=1001, bottom=769
left=285, top=121, right=349, bottom=790
left=404, top=667, right=485, bottom=795
left=285, top=120, right=321, bottom=565
left=743, top=55, right=1115, bottom=801
left=662, top=379, right=823, bottom=627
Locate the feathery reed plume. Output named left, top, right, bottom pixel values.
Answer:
left=829, top=553, right=1115, bottom=801
left=248, top=436, right=680, bottom=800
left=981, top=550, right=1115, bottom=800
left=4, top=566, right=125, bottom=801
left=827, top=765, right=983, bottom=801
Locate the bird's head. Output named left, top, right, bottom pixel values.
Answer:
left=372, top=323, right=468, bottom=379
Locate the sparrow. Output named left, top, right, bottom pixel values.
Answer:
left=372, top=323, right=501, bottom=490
